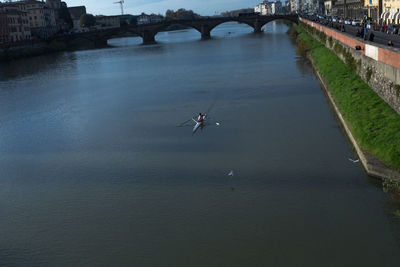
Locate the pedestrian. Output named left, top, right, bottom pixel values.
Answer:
left=388, top=40, right=394, bottom=46
left=360, top=28, right=364, bottom=39
left=369, top=31, right=374, bottom=42
left=356, top=29, right=361, bottom=37
left=364, top=27, right=368, bottom=40
left=384, top=24, right=388, bottom=33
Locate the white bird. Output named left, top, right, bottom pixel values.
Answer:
left=348, top=158, right=360, bottom=163
left=228, top=170, right=234, bottom=176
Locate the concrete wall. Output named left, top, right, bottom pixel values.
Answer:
left=300, top=18, right=400, bottom=115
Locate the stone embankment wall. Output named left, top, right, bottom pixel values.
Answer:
left=0, top=41, right=58, bottom=61
left=300, top=18, right=400, bottom=115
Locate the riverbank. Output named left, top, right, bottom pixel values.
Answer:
left=0, top=39, right=78, bottom=61
left=0, top=42, right=51, bottom=61
left=291, top=24, right=400, bottom=184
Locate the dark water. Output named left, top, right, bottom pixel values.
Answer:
left=1, top=22, right=400, bottom=266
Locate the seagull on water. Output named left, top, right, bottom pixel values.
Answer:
left=348, top=158, right=360, bottom=163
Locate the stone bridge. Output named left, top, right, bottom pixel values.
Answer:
left=57, top=15, right=298, bottom=47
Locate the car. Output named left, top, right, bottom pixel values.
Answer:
left=332, top=17, right=337, bottom=22
left=344, top=19, right=351, bottom=25
left=352, top=20, right=361, bottom=26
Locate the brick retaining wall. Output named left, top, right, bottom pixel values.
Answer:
left=300, top=18, right=400, bottom=70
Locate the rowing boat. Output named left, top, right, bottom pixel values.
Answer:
left=193, top=115, right=206, bottom=133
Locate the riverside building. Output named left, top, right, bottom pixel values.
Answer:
left=68, top=6, right=86, bottom=32
left=254, top=1, right=283, bottom=15
left=0, top=7, right=31, bottom=43
left=95, top=15, right=121, bottom=29
left=380, top=0, right=400, bottom=25
left=1, top=0, right=58, bottom=38
left=334, top=0, right=366, bottom=19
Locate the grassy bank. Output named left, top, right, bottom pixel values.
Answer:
left=291, top=24, right=400, bottom=171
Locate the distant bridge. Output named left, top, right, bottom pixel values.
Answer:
left=56, top=15, right=298, bottom=47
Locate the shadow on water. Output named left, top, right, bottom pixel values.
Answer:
left=383, top=195, right=400, bottom=248
left=0, top=53, right=76, bottom=82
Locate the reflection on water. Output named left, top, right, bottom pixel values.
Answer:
left=0, top=53, right=76, bottom=80
left=0, top=21, right=400, bottom=266
left=296, top=56, right=313, bottom=76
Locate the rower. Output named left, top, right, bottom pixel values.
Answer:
left=197, top=113, right=204, bottom=122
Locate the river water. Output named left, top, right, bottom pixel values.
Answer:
left=1, top=22, right=400, bottom=266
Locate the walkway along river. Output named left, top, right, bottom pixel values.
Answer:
left=0, top=21, right=400, bottom=266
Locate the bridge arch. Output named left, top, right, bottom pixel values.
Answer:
left=209, top=20, right=254, bottom=34
left=153, top=23, right=202, bottom=42
left=239, top=16, right=298, bottom=33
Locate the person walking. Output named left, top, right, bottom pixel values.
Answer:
left=364, top=27, right=368, bottom=40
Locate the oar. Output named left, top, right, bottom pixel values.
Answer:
left=177, top=119, right=192, bottom=127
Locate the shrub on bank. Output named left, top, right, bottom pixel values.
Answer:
left=293, top=25, right=400, bottom=171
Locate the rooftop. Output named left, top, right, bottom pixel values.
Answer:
left=1, top=0, right=44, bottom=6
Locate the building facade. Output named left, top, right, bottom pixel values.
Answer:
left=68, top=6, right=86, bottom=32
left=325, top=0, right=334, bottom=15
left=46, top=0, right=61, bottom=10
left=137, top=14, right=164, bottom=25
left=334, top=0, right=367, bottom=19
left=254, top=1, right=283, bottom=15
left=0, top=7, right=31, bottom=43
left=290, top=0, right=300, bottom=13
left=380, top=0, right=400, bottom=24
left=1, top=1, right=59, bottom=38
left=95, top=15, right=120, bottom=29
left=364, top=0, right=379, bottom=22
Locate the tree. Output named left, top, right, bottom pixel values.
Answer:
left=165, top=9, right=201, bottom=20
left=80, top=14, right=96, bottom=27
left=166, top=9, right=174, bottom=19
left=221, top=8, right=254, bottom=17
